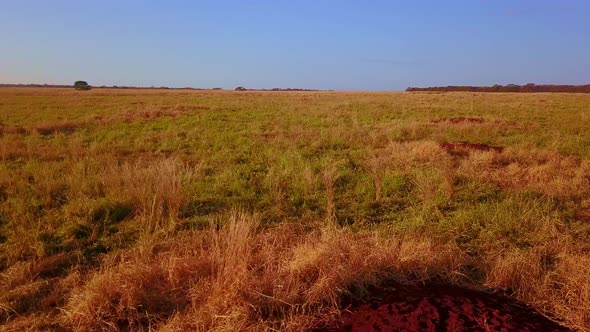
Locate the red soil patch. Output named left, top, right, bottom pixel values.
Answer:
left=314, top=283, right=569, bottom=332
left=432, top=117, right=485, bottom=124
left=440, top=142, right=504, bottom=153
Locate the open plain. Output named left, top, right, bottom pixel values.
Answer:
left=0, top=88, right=589, bottom=331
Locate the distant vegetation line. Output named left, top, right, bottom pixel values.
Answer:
left=0, top=83, right=327, bottom=91
left=406, top=83, right=590, bottom=93
left=4, top=82, right=590, bottom=93
left=0, top=83, right=196, bottom=89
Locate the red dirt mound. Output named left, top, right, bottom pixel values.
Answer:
left=440, top=142, right=504, bottom=153
left=432, top=117, right=485, bottom=124
left=313, top=283, right=569, bottom=332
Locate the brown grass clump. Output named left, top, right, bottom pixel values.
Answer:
left=459, top=148, right=590, bottom=200
left=33, top=120, right=81, bottom=136
left=116, top=104, right=209, bottom=122
left=0, top=121, right=81, bottom=136
left=100, top=158, right=195, bottom=232
left=363, top=153, right=387, bottom=203
left=0, top=123, right=28, bottom=136
left=0, top=253, right=80, bottom=325
left=0, top=138, right=28, bottom=161
left=63, top=212, right=465, bottom=331
left=363, top=141, right=455, bottom=203
left=0, top=134, right=86, bottom=162
left=364, top=141, right=452, bottom=170
left=486, top=244, right=590, bottom=330
left=321, top=161, right=339, bottom=225
left=60, top=210, right=588, bottom=330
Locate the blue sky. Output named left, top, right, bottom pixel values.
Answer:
left=1, top=0, right=589, bottom=90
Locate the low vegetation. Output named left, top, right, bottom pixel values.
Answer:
left=407, top=83, right=590, bottom=93
left=0, top=88, right=589, bottom=330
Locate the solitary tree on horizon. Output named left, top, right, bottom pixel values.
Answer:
left=74, top=81, right=91, bottom=91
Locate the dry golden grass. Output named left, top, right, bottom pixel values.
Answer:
left=1, top=89, right=589, bottom=331
left=459, top=148, right=590, bottom=200
left=100, top=158, right=195, bottom=233
left=52, top=210, right=589, bottom=331
left=320, top=160, right=339, bottom=226
left=63, top=213, right=465, bottom=331
left=485, top=239, right=590, bottom=330
left=0, top=102, right=208, bottom=142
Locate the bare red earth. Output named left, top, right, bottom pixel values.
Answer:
left=439, top=142, right=504, bottom=153
left=313, top=283, right=570, bottom=332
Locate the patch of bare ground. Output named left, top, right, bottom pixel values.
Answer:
left=313, top=282, right=570, bottom=332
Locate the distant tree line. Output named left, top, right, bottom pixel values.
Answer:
left=406, top=83, right=590, bottom=93
left=0, top=83, right=73, bottom=88
left=0, top=83, right=211, bottom=90
left=0, top=83, right=329, bottom=92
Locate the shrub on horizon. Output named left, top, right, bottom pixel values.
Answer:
left=74, top=81, right=92, bottom=91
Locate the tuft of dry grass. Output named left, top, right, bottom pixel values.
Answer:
left=320, top=160, right=339, bottom=226
left=362, top=141, right=455, bottom=205
left=486, top=244, right=590, bottom=330
left=63, top=212, right=465, bottom=331
left=459, top=148, right=590, bottom=200
left=0, top=253, right=80, bottom=326
left=33, top=120, right=81, bottom=136
left=0, top=138, right=28, bottom=161
left=100, top=158, right=194, bottom=233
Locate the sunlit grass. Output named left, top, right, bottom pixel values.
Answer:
left=0, top=88, right=589, bottom=330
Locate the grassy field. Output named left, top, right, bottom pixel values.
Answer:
left=0, top=88, right=589, bottom=330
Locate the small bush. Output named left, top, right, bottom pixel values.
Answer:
left=73, top=81, right=91, bottom=91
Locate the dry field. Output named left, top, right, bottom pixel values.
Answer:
left=0, top=88, right=589, bottom=331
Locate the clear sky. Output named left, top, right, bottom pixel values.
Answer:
left=1, top=0, right=589, bottom=90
